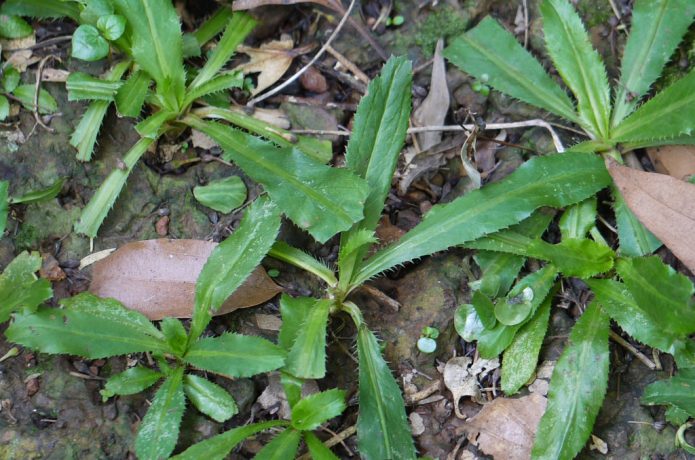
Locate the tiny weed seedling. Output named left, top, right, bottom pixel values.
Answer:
left=0, top=178, right=65, bottom=235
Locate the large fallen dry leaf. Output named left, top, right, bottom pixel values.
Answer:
left=464, top=393, right=547, bottom=460
left=413, top=39, right=450, bottom=151
left=237, top=37, right=295, bottom=95
left=89, top=239, right=281, bottom=320
left=607, top=159, right=695, bottom=273
left=646, top=145, right=695, bottom=181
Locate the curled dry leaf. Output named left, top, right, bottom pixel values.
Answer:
left=443, top=356, right=499, bottom=419
left=646, top=145, right=695, bottom=181
left=236, top=36, right=295, bottom=96
left=413, top=39, right=450, bottom=151
left=89, top=239, right=282, bottom=320
left=607, top=159, right=695, bottom=273
left=463, top=393, right=547, bottom=460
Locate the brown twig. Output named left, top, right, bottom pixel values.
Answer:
left=325, top=44, right=370, bottom=84
left=33, top=55, right=60, bottom=133
left=297, top=425, right=357, bottom=460
left=609, top=330, right=656, bottom=370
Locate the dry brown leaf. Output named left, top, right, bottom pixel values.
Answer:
left=443, top=356, right=499, bottom=418
left=646, top=145, right=695, bottom=181
left=464, top=393, right=547, bottom=460
left=1, top=35, right=37, bottom=71
left=89, top=239, right=282, bottom=320
left=607, top=159, right=695, bottom=273
left=413, top=39, right=450, bottom=151
left=237, top=37, right=294, bottom=96
left=41, top=68, right=70, bottom=82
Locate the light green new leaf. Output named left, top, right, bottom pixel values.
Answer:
left=193, top=8, right=234, bottom=45
left=0, top=180, right=8, bottom=235
left=135, top=368, right=186, bottom=460
left=356, top=325, right=416, bottom=459
left=541, top=0, right=611, bottom=137
left=642, top=369, right=695, bottom=418
left=184, top=333, right=286, bottom=378
left=75, top=137, right=155, bottom=236
left=79, top=0, right=113, bottom=25
left=183, top=72, right=244, bottom=107
left=612, top=0, right=695, bottom=125
left=193, top=176, right=246, bottom=214
left=614, top=188, right=661, bottom=256
left=190, top=197, right=281, bottom=342
left=186, top=117, right=369, bottom=243
left=559, top=197, right=596, bottom=240
left=532, top=302, right=610, bottom=460
left=10, top=178, right=64, bottom=204
left=270, top=243, right=337, bottom=287
left=0, top=14, right=32, bottom=38
left=71, top=25, right=109, bottom=61
left=285, top=299, right=331, bottom=379
left=171, top=420, right=288, bottom=460
left=113, top=0, right=185, bottom=110
left=444, top=17, right=578, bottom=123
left=135, top=110, right=176, bottom=139
left=616, top=256, right=695, bottom=335
left=101, top=366, right=163, bottom=399
left=0, top=251, right=52, bottom=323
left=66, top=72, right=123, bottom=101
left=255, top=428, right=301, bottom=460
left=160, top=317, right=188, bottom=357
left=494, top=265, right=558, bottom=326
left=612, top=70, right=695, bottom=143
left=97, top=14, right=126, bottom=41
left=13, top=84, right=57, bottom=114
left=278, top=294, right=314, bottom=350
left=1, top=0, right=80, bottom=20
left=666, top=405, right=691, bottom=426
left=291, top=389, right=346, bottom=431
left=0, top=95, right=9, bottom=121
left=471, top=290, right=497, bottom=329
left=2, top=67, right=20, bottom=93
left=115, top=69, right=151, bottom=117
left=304, top=432, right=340, bottom=460
left=454, top=304, right=485, bottom=343
left=353, top=153, right=610, bottom=286
left=502, top=296, right=551, bottom=395
left=184, top=374, right=238, bottom=422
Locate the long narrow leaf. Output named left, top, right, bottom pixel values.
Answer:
left=66, top=72, right=123, bottom=101
left=290, top=389, right=346, bottom=431
left=115, top=69, right=151, bottom=117
left=285, top=299, right=331, bottom=379
left=1, top=0, right=80, bottom=20
left=352, top=152, right=610, bottom=286
left=193, top=8, right=234, bottom=45
left=269, top=242, right=337, bottom=287
left=642, top=369, right=695, bottom=417
left=184, top=72, right=244, bottom=107
left=614, top=187, right=661, bottom=256
left=184, top=374, right=238, bottom=422
left=254, top=429, right=301, bottom=460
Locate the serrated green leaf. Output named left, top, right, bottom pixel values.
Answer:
left=193, top=8, right=234, bottom=45
left=291, top=389, right=346, bottom=431
left=10, top=178, right=64, bottom=204
left=0, top=96, right=8, bottom=121
left=353, top=153, right=610, bottom=287
left=186, top=117, right=369, bottom=243
left=66, top=72, right=123, bottom=101
left=665, top=405, right=691, bottom=426
left=278, top=294, right=314, bottom=350
left=0, top=251, right=52, bottom=322
left=502, top=295, right=551, bottom=395
left=160, top=317, right=187, bottom=357
left=356, top=324, right=416, bottom=459
left=559, top=197, right=596, bottom=240
left=2, top=67, right=19, bottom=93
left=642, top=369, right=695, bottom=418
left=101, top=366, right=163, bottom=399
left=189, top=197, right=281, bottom=342
left=285, top=299, right=330, bottom=379
left=75, top=137, right=154, bottom=236
left=114, top=69, right=150, bottom=117
left=255, top=428, right=301, bottom=460
left=471, top=290, right=497, bottom=329
left=612, top=70, right=695, bottom=143
left=541, top=0, right=611, bottom=137
left=71, top=25, right=109, bottom=61
left=338, top=228, right=377, bottom=264
left=495, top=265, right=558, bottom=326
left=1, top=0, right=80, bottom=20
left=135, top=368, right=185, bottom=460
left=270, top=243, right=337, bottom=287
left=614, top=187, right=661, bottom=256
left=184, top=333, right=286, bottom=378
left=532, top=302, right=610, bottom=460
left=0, top=14, right=32, bottom=38
left=304, top=432, right=339, bottom=460
left=113, top=0, right=185, bottom=110
left=135, top=109, right=176, bottom=139
left=612, top=0, right=695, bottom=126
left=193, top=175, right=246, bottom=214
left=97, top=14, right=126, bottom=41
left=454, top=304, right=485, bottom=342
left=280, top=371, right=303, bottom=408
left=171, top=420, right=288, bottom=460
left=183, top=72, right=243, bottom=107
left=12, top=84, right=57, bottom=114
left=616, top=256, right=695, bottom=335
left=0, top=180, right=8, bottom=235
left=444, top=17, right=577, bottom=123
left=184, top=374, right=238, bottom=422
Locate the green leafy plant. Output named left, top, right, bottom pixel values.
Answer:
left=443, top=0, right=695, bottom=456
left=0, top=64, right=58, bottom=121
left=0, top=178, right=65, bottom=234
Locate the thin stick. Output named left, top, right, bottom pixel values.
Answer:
left=609, top=330, right=656, bottom=370
left=522, top=0, right=529, bottom=48
left=247, top=0, right=357, bottom=107
left=297, top=425, right=357, bottom=460
left=325, top=44, right=370, bottom=84
left=607, top=0, right=622, bottom=20
left=33, top=55, right=59, bottom=133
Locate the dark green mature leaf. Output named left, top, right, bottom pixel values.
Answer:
left=502, top=296, right=551, bottom=395
left=97, top=14, right=126, bottom=41
left=340, top=56, right=412, bottom=286
left=353, top=153, right=610, bottom=286
left=186, top=117, right=369, bottom=243
left=13, top=84, right=57, bottom=114
left=291, top=389, right=346, bottom=431
left=79, top=0, right=113, bottom=25
left=0, top=180, right=8, bottom=235
left=304, top=432, right=340, bottom=460
left=642, top=369, right=695, bottom=417
left=612, top=0, right=695, bottom=125
left=2, top=67, right=20, bottom=93
left=454, top=304, right=485, bottom=343
left=278, top=294, right=313, bottom=350
left=0, top=14, right=32, bottom=38
left=541, top=0, right=611, bottom=137
left=66, top=72, right=123, bottom=101
left=1, top=0, right=80, bottom=20
left=356, top=325, right=416, bottom=459
left=193, top=176, right=246, bottom=214
left=0, top=251, right=52, bottom=323
left=113, top=0, right=185, bottom=110
left=101, top=366, right=163, bottom=399
left=617, top=256, right=695, bottom=335
left=471, top=290, right=497, bottom=329
left=612, top=70, right=695, bottom=143
left=193, top=8, right=234, bottom=45
left=189, top=197, right=281, bottom=342
left=184, top=374, right=238, bottom=422
left=477, top=321, right=520, bottom=358
left=285, top=299, right=331, bottom=379
left=171, top=420, right=288, bottom=460
left=0, top=95, right=9, bottom=121
left=494, top=265, right=558, bottom=326
left=184, top=333, right=286, bottom=378
left=588, top=278, right=694, bottom=366
left=11, top=178, right=64, bottom=204
left=532, top=302, right=610, bottom=460
left=135, top=368, right=186, bottom=460
left=71, top=25, right=109, bottom=61
left=75, top=137, right=155, bottom=236
left=614, top=187, right=661, bottom=257
left=559, top=197, right=596, bottom=240
left=115, top=70, right=150, bottom=117
left=254, top=428, right=301, bottom=460
left=444, top=17, right=578, bottom=123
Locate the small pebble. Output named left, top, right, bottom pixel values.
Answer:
left=26, top=377, right=40, bottom=397
left=157, top=208, right=170, bottom=217
left=299, top=66, right=328, bottom=93
left=155, top=216, right=169, bottom=236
